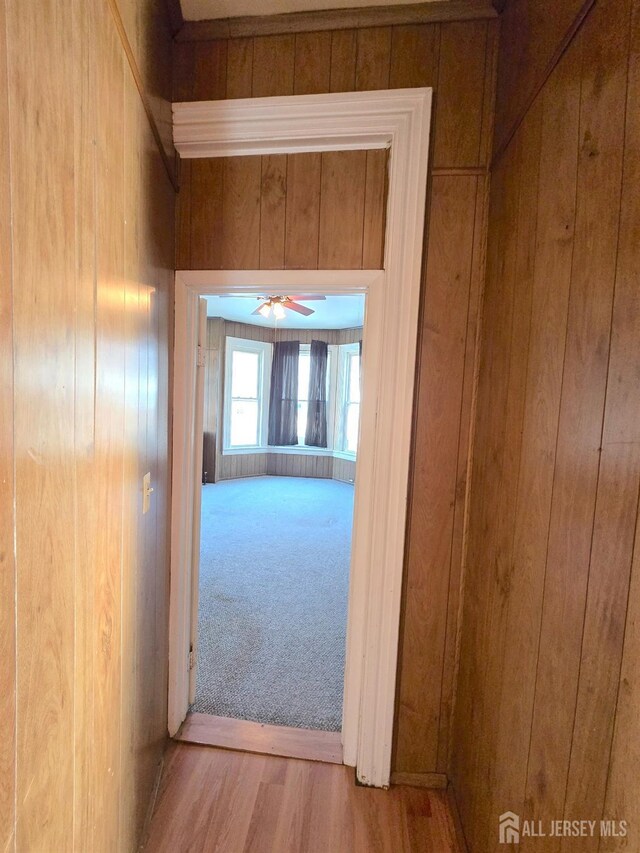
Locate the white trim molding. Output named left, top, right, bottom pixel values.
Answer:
left=170, top=90, right=432, bottom=788
left=173, top=88, right=429, bottom=158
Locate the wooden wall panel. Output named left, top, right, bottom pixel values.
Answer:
left=451, top=1, right=640, bottom=850
left=294, top=31, right=332, bottom=94
left=8, top=0, right=78, bottom=844
left=318, top=151, right=367, bottom=269
left=260, top=155, right=287, bottom=269
left=332, top=457, right=357, bottom=483
left=267, top=453, right=333, bottom=479
left=284, top=153, right=322, bottom=270
left=433, top=22, right=488, bottom=167
left=395, top=175, right=479, bottom=774
left=174, top=18, right=498, bottom=777
left=0, top=0, right=15, bottom=848
left=181, top=150, right=382, bottom=271
left=0, top=0, right=175, bottom=849
left=600, top=9, right=640, bottom=844
left=493, top=0, right=590, bottom=156
left=92, top=8, right=126, bottom=848
left=189, top=159, right=223, bottom=269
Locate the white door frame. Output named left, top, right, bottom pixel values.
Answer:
left=169, top=88, right=432, bottom=788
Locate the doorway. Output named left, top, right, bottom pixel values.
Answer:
left=192, top=292, right=364, bottom=745
left=170, top=87, right=432, bottom=787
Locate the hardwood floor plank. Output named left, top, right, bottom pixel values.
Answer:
left=144, top=743, right=461, bottom=852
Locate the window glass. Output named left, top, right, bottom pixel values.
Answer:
left=297, top=350, right=310, bottom=444
left=230, top=400, right=259, bottom=446
left=348, top=352, right=360, bottom=403
left=231, top=350, right=259, bottom=398
left=229, top=347, right=261, bottom=447
left=343, top=349, right=360, bottom=453
left=345, top=402, right=360, bottom=453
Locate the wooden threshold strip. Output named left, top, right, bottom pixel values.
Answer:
left=176, top=712, right=344, bottom=765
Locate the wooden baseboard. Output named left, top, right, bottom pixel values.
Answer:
left=176, top=712, right=343, bottom=765
left=446, top=782, right=470, bottom=853
left=390, top=770, right=448, bottom=789
left=175, top=0, right=497, bottom=41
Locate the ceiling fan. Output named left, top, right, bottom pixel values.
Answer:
left=250, top=295, right=326, bottom=320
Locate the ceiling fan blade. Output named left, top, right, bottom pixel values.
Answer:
left=251, top=305, right=267, bottom=315
left=288, top=295, right=326, bottom=301
left=285, top=302, right=314, bottom=316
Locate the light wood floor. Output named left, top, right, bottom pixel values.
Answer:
left=143, top=743, right=461, bottom=852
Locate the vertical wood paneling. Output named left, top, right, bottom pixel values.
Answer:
left=222, top=157, right=261, bottom=269
left=600, top=8, right=640, bottom=845
left=452, top=132, right=530, bottom=844
left=193, top=39, right=227, bottom=101
left=120, top=76, right=143, bottom=853
left=494, top=0, right=589, bottom=155
left=252, top=35, right=295, bottom=97
left=93, top=8, right=126, bottom=848
left=284, top=153, right=322, bottom=269
left=226, top=37, right=253, bottom=98
left=436, top=176, right=487, bottom=775
left=8, top=0, right=77, bottom=844
left=318, top=150, right=367, bottom=269
left=73, top=4, right=98, bottom=847
left=362, top=150, right=388, bottom=269
left=451, top=1, right=640, bottom=850
left=433, top=22, right=487, bottom=168
left=329, top=29, right=357, bottom=92
left=2, top=0, right=175, bottom=849
left=396, top=175, right=478, bottom=774
left=260, top=155, right=287, bottom=269
left=562, top=0, right=635, bottom=837
left=294, top=31, right=331, bottom=94
left=389, top=24, right=440, bottom=89
left=190, top=159, right=224, bottom=269
left=0, top=0, right=15, bottom=847
left=355, top=27, right=391, bottom=90
left=176, top=158, right=192, bottom=269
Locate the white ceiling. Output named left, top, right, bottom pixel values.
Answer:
left=181, top=0, right=445, bottom=22
left=205, top=293, right=365, bottom=329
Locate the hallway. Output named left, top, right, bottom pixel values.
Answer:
left=144, top=745, right=460, bottom=852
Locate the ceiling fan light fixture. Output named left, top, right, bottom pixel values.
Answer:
left=272, top=301, right=286, bottom=320
left=258, top=302, right=272, bottom=318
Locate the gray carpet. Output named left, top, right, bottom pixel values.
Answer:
left=191, top=476, right=354, bottom=731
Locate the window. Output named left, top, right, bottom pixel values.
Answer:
left=297, top=347, right=311, bottom=445
left=222, top=336, right=361, bottom=458
left=296, top=345, right=331, bottom=446
left=224, top=337, right=270, bottom=449
left=342, top=345, right=360, bottom=453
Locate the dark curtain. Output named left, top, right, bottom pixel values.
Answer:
left=268, top=340, right=300, bottom=445
left=305, top=340, right=328, bottom=447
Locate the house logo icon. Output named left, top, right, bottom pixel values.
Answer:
left=499, top=812, right=520, bottom=844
